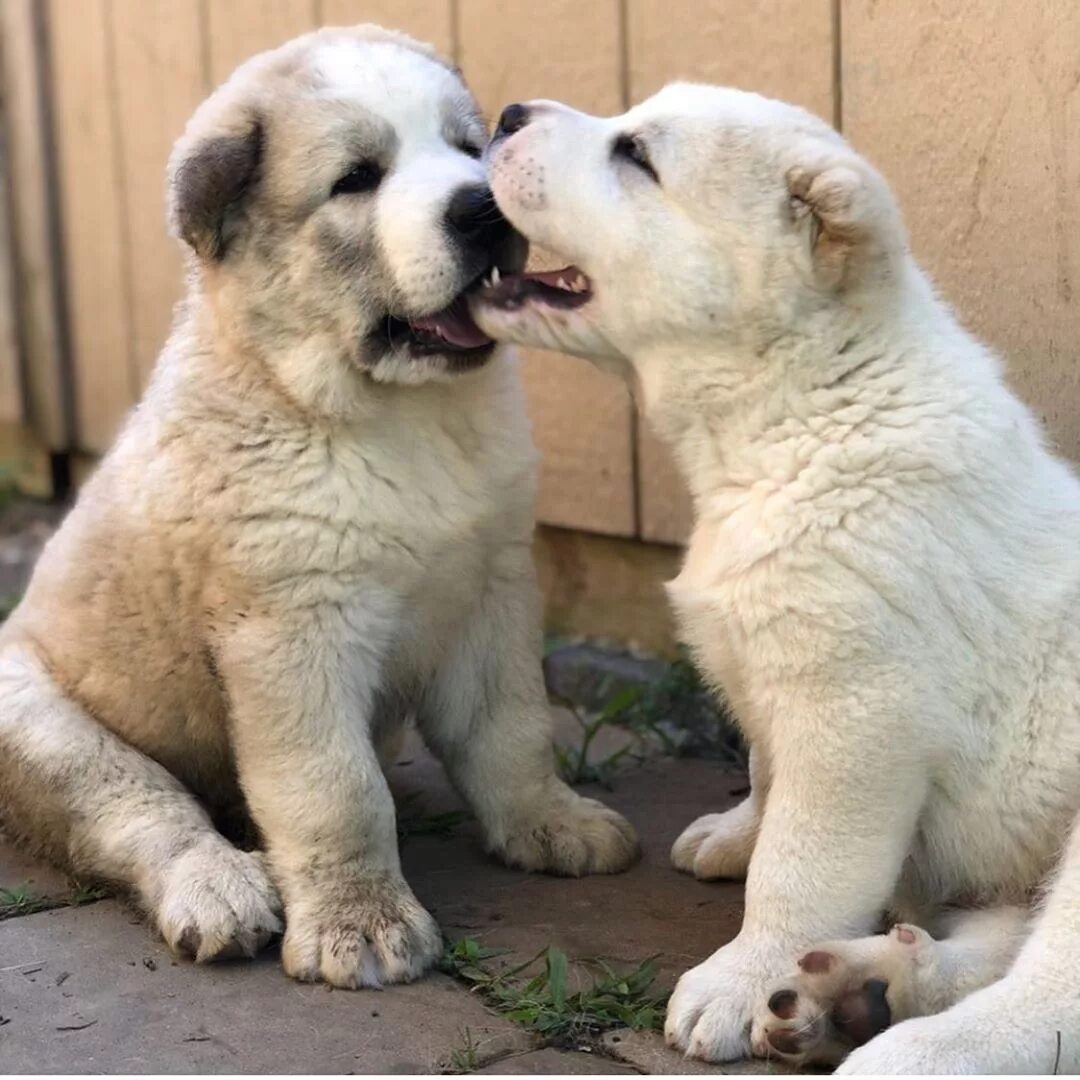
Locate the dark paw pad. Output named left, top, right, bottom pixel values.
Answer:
left=768, top=989, right=799, bottom=1020
left=833, top=977, right=892, bottom=1045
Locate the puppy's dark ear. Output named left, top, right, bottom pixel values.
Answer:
left=786, top=155, right=897, bottom=290
left=168, top=121, right=262, bottom=260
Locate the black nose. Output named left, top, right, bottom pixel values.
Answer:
left=445, top=184, right=502, bottom=238
left=496, top=103, right=530, bottom=137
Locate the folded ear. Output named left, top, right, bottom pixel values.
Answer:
left=786, top=154, right=892, bottom=290
left=168, top=120, right=262, bottom=260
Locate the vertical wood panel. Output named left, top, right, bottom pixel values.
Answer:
left=207, top=0, right=318, bottom=84
left=109, top=0, right=205, bottom=387
left=628, top=0, right=836, bottom=544
left=628, top=0, right=834, bottom=117
left=0, top=0, right=68, bottom=450
left=319, top=0, right=453, bottom=55
left=844, top=0, right=1080, bottom=462
left=458, top=0, right=637, bottom=536
left=47, top=0, right=133, bottom=453
left=0, top=140, right=20, bottom=425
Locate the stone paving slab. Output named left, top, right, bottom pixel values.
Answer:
left=602, top=1030, right=797, bottom=1076
left=0, top=901, right=531, bottom=1074
left=1, top=725, right=759, bottom=1074
left=476, top=1046, right=634, bottom=1073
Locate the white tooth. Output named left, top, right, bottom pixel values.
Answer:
left=572, top=274, right=588, bottom=292
left=556, top=277, right=568, bottom=289
left=491, top=266, right=502, bottom=286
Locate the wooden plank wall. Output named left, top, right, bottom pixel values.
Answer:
left=9, top=1, right=1080, bottom=547
left=1, top=0, right=69, bottom=450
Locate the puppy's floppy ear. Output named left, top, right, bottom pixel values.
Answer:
left=786, top=153, right=893, bottom=290
left=168, top=119, right=262, bottom=260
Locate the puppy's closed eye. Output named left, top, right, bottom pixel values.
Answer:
left=612, top=133, right=659, bottom=183
left=332, top=160, right=383, bottom=196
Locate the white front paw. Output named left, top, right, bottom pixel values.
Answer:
left=664, top=941, right=783, bottom=1063
left=496, top=787, right=639, bottom=876
left=281, top=872, right=441, bottom=989
left=156, top=842, right=282, bottom=962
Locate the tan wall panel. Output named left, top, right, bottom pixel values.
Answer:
left=207, top=0, right=318, bottom=83
left=534, top=525, right=682, bottom=658
left=319, top=0, right=453, bottom=55
left=458, top=0, right=636, bottom=535
left=0, top=149, right=20, bottom=425
left=0, top=0, right=67, bottom=447
left=628, top=0, right=835, bottom=119
left=109, top=0, right=205, bottom=387
left=47, top=0, right=134, bottom=453
left=844, top=0, right=1080, bottom=461
left=629, top=0, right=835, bottom=544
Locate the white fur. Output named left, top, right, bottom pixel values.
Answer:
left=473, top=82, right=1080, bottom=1071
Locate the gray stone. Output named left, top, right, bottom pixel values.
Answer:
left=543, top=643, right=668, bottom=712
left=0, top=901, right=527, bottom=1073
left=602, top=1029, right=799, bottom=1075
left=0, top=732, right=761, bottom=1074
left=0, top=499, right=64, bottom=612
left=476, top=1046, right=635, bottom=1073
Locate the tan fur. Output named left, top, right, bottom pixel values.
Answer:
left=0, top=26, right=637, bottom=988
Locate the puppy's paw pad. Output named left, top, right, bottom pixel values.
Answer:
left=751, top=927, right=936, bottom=1065
left=501, top=792, right=639, bottom=876
left=671, top=809, right=754, bottom=880
left=282, top=878, right=441, bottom=989
left=157, top=842, right=282, bottom=962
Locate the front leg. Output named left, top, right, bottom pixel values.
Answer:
left=217, top=601, right=441, bottom=988
left=666, top=672, right=931, bottom=1062
left=672, top=746, right=767, bottom=881
left=419, top=543, right=639, bottom=876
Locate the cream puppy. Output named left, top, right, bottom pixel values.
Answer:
left=470, top=84, right=1080, bottom=1073
left=0, top=27, right=637, bottom=991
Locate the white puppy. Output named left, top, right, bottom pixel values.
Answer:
left=0, top=26, right=637, bottom=990
left=471, top=84, right=1080, bottom=1072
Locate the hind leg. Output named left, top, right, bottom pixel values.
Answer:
left=840, top=831, right=1080, bottom=1076
left=753, top=906, right=1028, bottom=1066
left=0, top=646, right=281, bottom=960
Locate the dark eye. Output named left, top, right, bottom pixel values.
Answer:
left=458, top=142, right=483, bottom=160
left=612, top=134, right=659, bottom=183
left=331, top=160, right=383, bottom=196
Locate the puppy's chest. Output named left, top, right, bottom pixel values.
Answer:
left=212, top=430, right=510, bottom=598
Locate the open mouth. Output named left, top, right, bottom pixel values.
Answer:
left=472, top=265, right=593, bottom=312
left=383, top=291, right=495, bottom=362
left=375, top=262, right=594, bottom=369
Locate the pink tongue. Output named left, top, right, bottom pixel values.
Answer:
left=410, top=298, right=492, bottom=348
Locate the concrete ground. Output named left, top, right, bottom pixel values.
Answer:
left=0, top=720, right=782, bottom=1075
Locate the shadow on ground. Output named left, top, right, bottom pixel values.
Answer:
left=0, top=500, right=781, bottom=1074
left=0, top=724, right=780, bottom=1074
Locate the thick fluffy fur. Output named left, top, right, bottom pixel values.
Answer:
left=472, top=84, right=1080, bottom=1072
left=0, top=26, right=636, bottom=989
